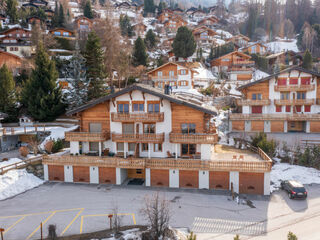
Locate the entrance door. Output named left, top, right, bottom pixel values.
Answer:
left=288, top=121, right=305, bottom=132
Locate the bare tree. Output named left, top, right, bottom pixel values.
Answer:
left=28, top=135, right=41, bottom=155
left=140, top=192, right=171, bottom=240
left=111, top=201, right=123, bottom=235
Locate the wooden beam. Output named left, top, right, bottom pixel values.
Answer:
left=112, top=98, right=116, bottom=107
left=160, top=98, right=163, bottom=107
left=142, top=92, right=145, bottom=100
left=129, top=91, right=132, bottom=100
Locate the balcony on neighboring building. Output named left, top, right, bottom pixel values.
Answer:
left=274, top=99, right=315, bottom=105
left=236, top=99, right=271, bottom=106
left=111, top=112, right=164, bottom=122
left=65, top=131, right=110, bottom=142
left=232, top=60, right=255, bottom=67
left=150, top=75, right=178, bottom=82
left=274, top=84, right=315, bottom=92
left=169, top=132, right=218, bottom=144
left=111, top=133, right=165, bottom=143
left=230, top=113, right=320, bottom=121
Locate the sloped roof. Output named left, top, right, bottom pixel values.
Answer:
left=0, top=112, right=8, bottom=120
left=67, top=84, right=217, bottom=116
left=147, top=62, right=197, bottom=74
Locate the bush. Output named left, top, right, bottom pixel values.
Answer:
left=44, top=140, right=54, bottom=153
left=19, top=146, right=29, bottom=157
left=251, top=132, right=277, bottom=157
left=52, top=139, right=64, bottom=153
left=287, top=231, right=298, bottom=240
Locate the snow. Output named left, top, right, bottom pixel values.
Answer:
left=194, top=63, right=216, bottom=81
left=215, top=38, right=226, bottom=45
left=0, top=158, right=22, bottom=168
left=40, top=125, right=79, bottom=148
left=172, top=88, right=203, bottom=96
left=0, top=169, right=43, bottom=200
left=215, top=29, right=233, bottom=39
left=252, top=69, right=270, bottom=80
left=270, top=162, right=320, bottom=192
left=228, top=12, right=248, bottom=24
left=265, top=39, right=299, bottom=53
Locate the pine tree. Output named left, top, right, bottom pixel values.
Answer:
left=132, top=36, right=147, bottom=66
left=58, top=3, right=65, bottom=27
left=63, top=41, right=88, bottom=109
left=84, top=0, right=93, bottom=19
left=172, top=26, right=197, bottom=58
left=208, top=46, right=214, bottom=60
left=302, top=49, right=313, bottom=69
left=145, top=29, right=156, bottom=49
left=144, top=0, right=155, bottom=15
left=119, top=14, right=133, bottom=37
left=21, top=43, right=65, bottom=121
left=6, top=0, right=18, bottom=24
left=84, top=31, right=105, bottom=100
left=52, top=1, right=59, bottom=27
left=158, top=1, right=166, bottom=15
left=0, top=64, right=17, bottom=122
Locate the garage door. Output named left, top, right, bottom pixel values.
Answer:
left=179, top=170, right=198, bottom=188
left=150, top=169, right=169, bottom=187
left=239, top=172, right=264, bottom=194
left=48, top=165, right=64, bottom=181
left=99, top=167, right=116, bottom=184
left=209, top=171, right=229, bottom=190
left=73, top=166, right=90, bottom=183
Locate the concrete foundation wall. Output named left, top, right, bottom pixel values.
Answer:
left=43, top=164, right=48, bottom=181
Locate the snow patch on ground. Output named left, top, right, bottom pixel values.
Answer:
left=265, top=39, right=299, bottom=53
left=270, top=162, right=320, bottom=192
left=0, top=169, right=44, bottom=201
left=40, top=125, right=79, bottom=148
left=0, top=158, right=22, bottom=168
left=252, top=69, right=270, bottom=80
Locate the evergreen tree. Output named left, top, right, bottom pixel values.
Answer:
left=0, top=65, right=17, bottom=122
left=208, top=46, right=214, bottom=60
left=84, top=0, right=93, bottom=19
left=58, top=3, right=65, bottom=27
left=63, top=41, right=88, bottom=109
left=84, top=31, right=105, bottom=100
left=119, top=14, right=133, bottom=37
left=132, top=36, right=147, bottom=66
left=145, top=29, right=156, bottom=49
left=158, top=1, right=166, bottom=15
left=144, top=0, right=155, bottom=15
left=21, top=43, right=65, bottom=121
left=302, top=49, right=313, bottom=69
left=172, top=26, right=196, bottom=58
left=6, top=0, right=18, bottom=24
left=52, top=1, right=59, bottom=27
left=287, top=232, right=298, bottom=240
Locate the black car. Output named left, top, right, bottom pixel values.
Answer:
left=281, top=180, right=307, bottom=199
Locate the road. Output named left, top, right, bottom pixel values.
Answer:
left=0, top=182, right=319, bottom=239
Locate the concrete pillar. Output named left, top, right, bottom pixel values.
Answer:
left=264, top=121, right=271, bottom=133
left=90, top=166, right=99, bottom=184
left=148, top=143, right=151, bottom=159
left=124, top=143, right=127, bottom=158
left=145, top=168, right=151, bottom=187
left=264, top=172, right=271, bottom=195
left=306, top=121, right=310, bottom=133
left=82, top=142, right=89, bottom=154
left=284, top=121, right=288, bottom=133
left=245, top=121, right=251, bottom=132
left=116, top=168, right=127, bottom=185
left=98, top=142, right=102, bottom=156
left=70, top=141, right=80, bottom=155
left=169, top=169, right=179, bottom=188
left=64, top=165, right=73, bottom=183
left=175, top=144, right=178, bottom=159
left=229, top=121, right=232, bottom=132
left=229, top=171, right=239, bottom=193
left=43, top=164, right=48, bottom=181
left=198, top=170, right=209, bottom=189
left=200, top=144, right=213, bottom=160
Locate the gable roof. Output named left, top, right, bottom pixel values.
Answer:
left=229, top=34, right=250, bottom=42
left=237, top=66, right=320, bottom=90
left=0, top=50, right=22, bottom=60
left=67, top=84, right=217, bottom=116
left=147, top=62, right=197, bottom=74
left=0, top=27, right=31, bottom=35
left=213, top=51, right=252, bottom=61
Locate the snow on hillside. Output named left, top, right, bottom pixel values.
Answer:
left=215, top=29, right=233, bottom=39
left=252, top=69, right=270, bottom=80
left=270, top=162, right=320, bottom=192
left=194, top=63, right=216, bottom=81
left=39, top=125, right=78, bottom=148
left=0, top=169, right=43, bottom=200
left=266, top=39, right=299, bottom=53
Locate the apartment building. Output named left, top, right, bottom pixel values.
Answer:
left=43, top=84, right=272, bottom=195
left=230, top=66, right=320, bottom=133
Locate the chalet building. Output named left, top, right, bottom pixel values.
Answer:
left=231, top=66, right=320, bottom=134
left=27, top=16, right=42, bottom=26
left=0, top=28, right=32, bottom=40
left=133, top=22, right=147, bottom=37
left=186, top=7, right=198, bottom=16
left=266, top=51, right=302, bottom=71
left=0, top=51, right=22, bottom=74
left=163, top=15, right=187, bottom=32
left=189, top=10, right=207, bottom=21
left=0, top=42, right=35, bottom=58
left=147, top=62, right=197, bottom=89
left=157, top=9, right=175, bottom=24
left=228, top=34, right=250, bottom=48
left=42, top=84, right=272, bottom=195
left=74, top=16, right=93, bottom=32
left=210, top=51, right=255, bottom=81
left=192, top=26, right=217, bottom=46
left=49, top=28, right=74, bottom=38
left=198, top=16, right=219, bottom=28
left=240, top=42, right=267, bottom=55
left=173, top=8, right=184, bottom=15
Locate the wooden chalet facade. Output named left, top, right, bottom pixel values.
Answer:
left=49, top=28, right=74, bottom=38
left=198, top=16, right=219, bottom=27
left=192, top=26, right=217, bottom=46
left=43, top=84, right=272, bottom=195
left=74, top=16, right=93, bottom=32
left=0, top=51, right=22, bottom=74
left=240, top=42, right=267, bottom=55
left=158, top=9, right=187, bottom=32
left=231, top=66, right=320, bottom=133
left=228, top=34, right=250, bottom=48
left=0, top=27, right=32, bottom=40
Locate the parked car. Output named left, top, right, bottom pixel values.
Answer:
left=281, top=180, right=307, bottom=199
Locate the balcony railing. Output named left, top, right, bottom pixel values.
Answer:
left=274, top=99, right=315, bottom=105
left=111, top=112, right=164, bottom=122
left=43, top=154, right=272, bottom=173
left=274, top=85, right=315, bottom=92
left=169, top=132, right=218, bottom=144
left=65, top=131, right=110, bottom=142
left=151, top=76, right=178, bottom=81
left=111, top=133, right=165, bottom=143
left=232, top=60, right=255, bottom=66
left=230, top=113, right=320, bottom=121
left=236, top=99, right=271, bottom=106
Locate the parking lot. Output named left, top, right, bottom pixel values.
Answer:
left=0, top=182, right=319, bottom=240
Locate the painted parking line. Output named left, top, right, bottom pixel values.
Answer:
left=79, top=213, right=136, bottom=234
left=3, top=216, right=26, bottom=234
left=26, top=211, right=57, bottom=240
left=60, top=208, right=84, bottom=236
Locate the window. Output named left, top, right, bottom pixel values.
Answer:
left=281, top=92, right=290, bottom=100
left=305, top=105, right=311, bottom=112
left=301, top=77, right=311, bottom=85
left=278, top=78, right=287, bottom=86
left=252, top=106, right=262, bottom=114
left=286, top=106, right=291, bottom=112
left=157, top=71, right=163, bottom=77
left=148, top=102, right=160, bottom=113
left=169, top=70, right=175, bottom=76
left=180, top=69, right=187, bottom=75
left=133, top=102, right=144, bottom=112
left=251, top=45, right=256, bottom=54
left=118, top=103, right=129, bottom=113
left=181, top=123, right=196, bottom=134
left=63, top=32, right=70, bottom=36
left=117, top=142, right=124, bottom=151
left=142, top=143, right=148, bottom=151
left=222, top=58, right=230, bottom=62
left=276, top=106, right=282, bottom=112
left=144, top=123, right=155, bottom=133
left=289, top=78, right=298, bottom=85
left=122, top=123, right=134, bottom=134
left=128, top=143, right=136, bottom=151
left=181, top=144, right=196, bottom=155
left=297, top=92, right=306, bottom=99
left=296, top=105, right=302, bottom=112
left=54, top=31, right=61, bottom=36
left=252, top=93, right=262, bottom=100
left=154, top=143, right=162, bottom=152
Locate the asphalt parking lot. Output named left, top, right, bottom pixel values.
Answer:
left=0, top=182, right=319, bottom=240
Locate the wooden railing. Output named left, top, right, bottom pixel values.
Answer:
left=274, top=85, right=315, bottom=92
left=43, top=155, right=272, bottom=172
left=230, top=113, right=320, bottom=121
left=111, top=133, right=165, bottom=143
left=274, top=99, right=315, bottom=105
left=229, top=67, right=253, bottom=72
left=0, top=124, right=47, bottom=136
left=111, top=112, right=164, bottom=122
left=150, top=76, right=178, bottom=81
left=169, top=132, right=218, bottom=144
left=65, top=131, right=110, bottom=142
left=0, top=156, right=42, bottom=175
left=232, top=60, right=255, bottom=66
left=236, top=99, right=271, bottom=106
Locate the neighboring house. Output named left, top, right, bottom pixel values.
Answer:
left=210, top=51, right=255, bottom=81
left=30, top=0, right=48, bottom=7
left=0, top=42, right=35, bottom=58
left=231, top=66, right=320, bottom=134
left=228, top=34, right=250, bottom=48
left=147, top=62, right=197, bottom=89
left=266, top=51, right=302, bottom=70
left=0, top=27, right=32, bottom=40
left=192, top=26, right=217, bottom=46
left=240, top=42, right=267, bottom=55
left=133, top=22, right=147, bottom=37
left=186, top=7, right=198, bottom=16
left=19, top=114, right=34, bottom=127
left=157, top=9, right=175, bottom=24
left=0, top=51, right=22, bottom=74
left=189, top=9, right=207, bottom=21
left=27, top=16, right=42, bottom=25
left=74, top=16, right=93, bottom=32
left=163, top=15, right=187, bottom=32
left=198, top=16, right=219, bottom=28
left=42, top=84, right=272, bottom=195
left=49, top=28, right=74, bottom=38
left=173, top=8, right=184, bottom=15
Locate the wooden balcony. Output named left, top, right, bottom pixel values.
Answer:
left=111, top=112, right=164, bottom=122
left=65, top=131, right=110, bottom=142
left=274, top=84, right=315, bottom=92
left=230, top=113, right=320, bottom=121
left=236, top=99, right=271, bottom=106
left=274, top=99, right=315, bottom=105
left=232, top=60, right=255, bottom=66
left=111, top=133, right=165, bottom=143
left=150, top=76, right=178, bottom=81
left=169, top=132, right=218, bottom=144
